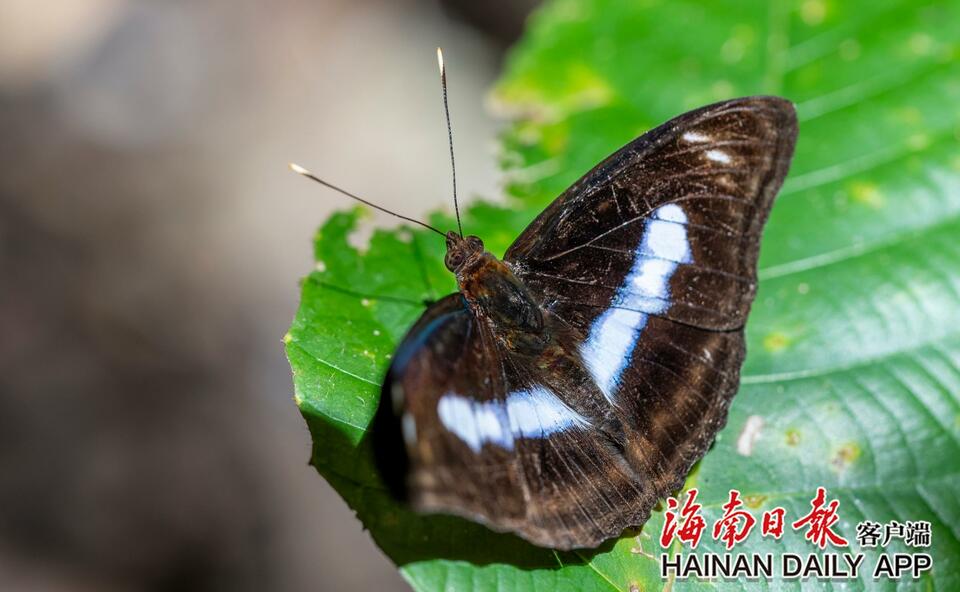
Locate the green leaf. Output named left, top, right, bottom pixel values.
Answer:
left=285, top=0, right=960, bottom=589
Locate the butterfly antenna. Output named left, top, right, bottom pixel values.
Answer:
left=289, top=163, right=445, bottom=237
left=437, top=47, right=463, bottom=238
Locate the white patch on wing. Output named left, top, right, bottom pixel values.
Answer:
left=705, top=149, right=732, bottom=164
left=507, top=386, right=590, bottom=438
left=628, top=258, right=676, bottom=300
left=654, top=204, right=687, bottom=223
left=472, top=402, right=509, bottom=449
left=580, top=307, right=647, bottom=402
left=437, top=395, right=483, bottom=452
left=436, top=387, right=589, bottom=452
left=579, top=203, right=692, bottom=403
left=641, top=220, right=690, bottom=262
left=682, top=131, right=710, bottom=143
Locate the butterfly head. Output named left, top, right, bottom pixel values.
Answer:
left=444, top=231, right=484, bottom=273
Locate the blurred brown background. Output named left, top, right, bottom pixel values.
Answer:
left=0, top=1, right=536, bottom=590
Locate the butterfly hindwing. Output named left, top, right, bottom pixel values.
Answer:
left=378, top=295, right=657, bottom=548
left=375, top=293, right=528, bottom=524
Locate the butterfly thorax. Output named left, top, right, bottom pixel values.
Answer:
left=445, top=232, right=545, bottom=343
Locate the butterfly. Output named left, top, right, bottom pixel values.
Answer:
left=366, top=96, right=798, bottom=550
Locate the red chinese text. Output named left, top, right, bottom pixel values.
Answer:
left=660, top=488, right=707, bottom=549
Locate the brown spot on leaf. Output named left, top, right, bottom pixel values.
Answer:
left=831, top=442, right=861, bottom=473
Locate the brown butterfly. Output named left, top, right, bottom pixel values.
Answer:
left=376, top=95, right=796, bottom=550
left=292, top=54, right=796, bottom=549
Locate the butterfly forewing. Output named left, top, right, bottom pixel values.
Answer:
left=506, top=97, right=796, bottom=331
left=376, top=97, right=797, bottom=549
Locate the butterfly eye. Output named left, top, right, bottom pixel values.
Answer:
left=445, top=252, right=463, bottom=269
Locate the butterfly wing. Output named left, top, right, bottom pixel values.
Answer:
left=376, top=293, right=655, bottom=549
left=506, top=96, right=796, bottom=331
left=503, top=96, right=797, bottom=522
